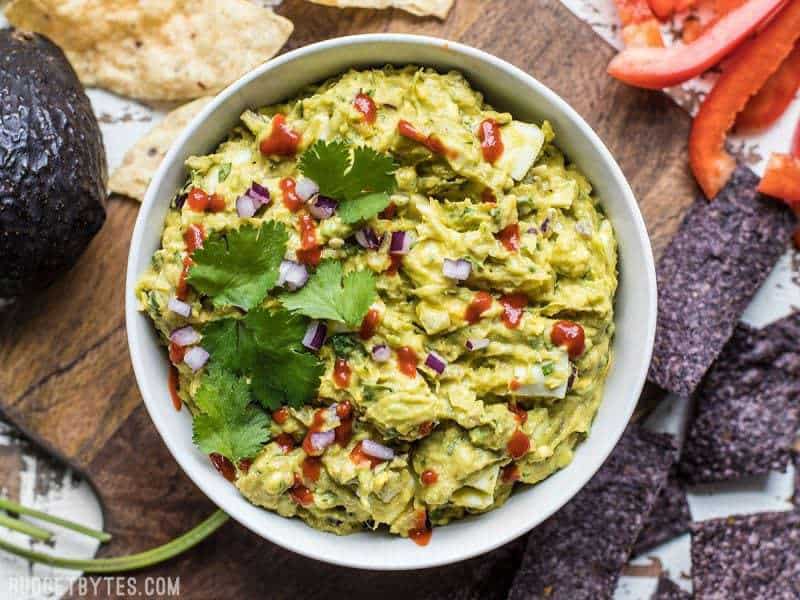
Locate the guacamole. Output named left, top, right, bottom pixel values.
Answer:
left=136, top=66, right=618, bottom=542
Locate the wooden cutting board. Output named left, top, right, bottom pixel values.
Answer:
left=0, top=0, right=694, bottom=596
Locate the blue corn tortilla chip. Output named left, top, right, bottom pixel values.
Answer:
left=633, top=467, right=691, bottom=555
left=648, top=165, right=794, bottom=397
left=678, top=313, right=800, bottom=484
left=691, top=511, right=800, bottom=599
left=507, top=425, right=676, bottom=600
left=652, top=576, right=690, bottom=600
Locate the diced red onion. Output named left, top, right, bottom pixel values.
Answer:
left=295, top=177, right=319, bottom=201
left=184, top=346, right=209, bottom=372
left=355, top=227, right=382, bottom=250
left=425, top=351, right=447, bottom=374
left=308, top=195, right=337, bottom=220
left=247, top=182, right=270, bottom=206
left=236, top=194, right=258, bottom=218
left=389, top=231, right=414, bottom=255
left=540, top=217, right=550, bottom=233
left=170, top=326, right=200, bottom=347
left=372, top=344, right=391, bottom=362
left=466, top=338, right=490, bottom=351
left=361, top=439, right=394, bottom=461
left=168, top=297, right=191, bottom=318
left=302, top=320, right=327, bottom=351
left=278, top=260, right=309, bottom=291
left=309, top=430, right=335, bottom=452
left=442, top=258, right=471, bottom=281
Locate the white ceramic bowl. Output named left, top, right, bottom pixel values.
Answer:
left=126, top=34, right=656, bottom=571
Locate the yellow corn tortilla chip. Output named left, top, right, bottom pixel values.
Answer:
left=4, top=0, right=293, bottom=101
left=306, top=0, right=454, bottom=19
left=109, top=97, right=213, bottom=202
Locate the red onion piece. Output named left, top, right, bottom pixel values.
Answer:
left=168, top=297, right=192, bottom=318
left=236, top=194, right=258, bottom=218
left=355, top=227, right=382, bottom=250
left=278, top=260, right=309, bottom=291
left=309, top=430, right=335, bottom=452
left=425, top=351, right=447, bottom=374
left=372, top=344, right=391, bottom=362
left=302, top=320, right=327, bottom=351
left=361, top=439, right=394, bottom=461
left=442, top=258, right=471, bottom=281
left=389, top=231, right=414, bottom=255
left=247, top=182, right=270, bottom=206
left=184, top=346, right=209, bottom=372
left=308, top=195, right=337, bottom=220
left=466, top=338, right=490, bottom=351
left=170, top=326, right=200, bottom=346
left=295, top=177, right=319, bottom=201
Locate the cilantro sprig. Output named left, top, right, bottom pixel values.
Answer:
left=279, top=259, right=376, bottom=327
left=188, top=221, right=287, bottom=311
left=298, top=140, right=397, bottom=223
left=191, top=365, right=270, bottom=462
left=202, top=308, right=324, bottom=410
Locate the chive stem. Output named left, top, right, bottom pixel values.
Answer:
left=0, top=510, right=228, bottom=573
left=0, top=497, right=111, bottom=542
left=0, top=513, right=53, bottom=543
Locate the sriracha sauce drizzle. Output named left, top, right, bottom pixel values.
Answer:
left=333, top=358, right=351, bottom=388
left=397, top=120, right=453, bottom=157
left=168, top=366, right=182, bottom=411
left=496, top=223, right=520, bottom=252
left=359, top=308, right=381, bottom=340
left=280, top=177, right=304, bottom=212
left=353, top=92, right=377, bottom=124
left=500, top=293, right=527, bottom=329
left=209, top=453, right=236, bottom=482
left=396, top=346, right=419, bottom=377
left=551, top=320, right=586, bottom=359
left=478, top=118, right=504, bottom=163
left=465, top=291, right=493, bottom=324
left=260, top=114, right=301, bottom=156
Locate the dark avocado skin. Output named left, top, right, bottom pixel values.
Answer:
left=0, top=28, right=107, bottom=297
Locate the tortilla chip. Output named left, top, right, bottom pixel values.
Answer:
left=633, top=468, right=691, bottom=556
left=305, top=0, right=453, bottom=19
left=648, top=165, right=795, bottom=397
left=507, top=425, right=676, bottom=600
left=652, top=576, right=690, bottom=600
left=4, top=0, right=293, bottom=101
left=109, top=97, right=212, bottom=202
left=679, top=313, right=800, bottom=484
left=691, top=511, right=800, bottom=598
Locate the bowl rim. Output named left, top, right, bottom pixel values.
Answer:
left=125, top=33, right=657, bottom=570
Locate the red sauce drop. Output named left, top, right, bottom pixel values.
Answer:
left=274, top=433, right=295, bottom=453
left=496, top=223, right=520, bottom=252
left=333, top=358, right=351, bottom=388
left=187, top=187, right=209, bottom=212
left=302, top=409, right=328, bottom=456
left=296, top=212, right=322, bottom=266
left=509, top=378, right=521, bottom=392
left=359, top=308, right=381, bottom=340
left=259, top=114, right=301, bottom=157
left=550, top=320, right=586, bottom=360
left=168, top=366, right=182, bottom=410
left=183, top=223, right=206, bottom=253
left=409, top=511, right=432, bottom=546
left=289, top=476, right=314, bottom=507
left=349, top=441, right=384, bottom=468
left=500, top=293, right=527, bottom=329
left=507, top=430, right=531, bottom=459
left=509, top=404, right=527, bottom=424
left=302, top=456, right=322, bottom=483
left=465, top=291, right=493, bottom=324
left=335, top=402, right=354, bottom=446
left=396, top=346, right=419, bottom=378
left=207, top=193, right=226, bottom=213
left=280, top=177, right=304, bottom=212
left=209, top=453, right=236, bottom=482
left=175, top=256, right=193, bottom=301
left=169, top=341, right=186, bottom=365
left=501, top=464, right=520, bottom=484
left=397, top=119, right=454, bottom=157
left=421, top=470, right=438, bottom=485
left=478, top=118, right=504, bottom=163
left=296, top=246, right=322, bottom=267
left=238, top=458, right=253, bottom=474
left=386, top=253, right=403, bottom=275
left=481, top=188, right=497, bottom=204
left=418, top=421, right=434, bottom=437
left=336, top=400, right=353, bottom=419
left=380, top=202, right=397, bottom=219
left=272, top=407, right=289, bottom=425
left=353, top=92, right=377, bottom=124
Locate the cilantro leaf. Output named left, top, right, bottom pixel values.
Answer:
left=298, top=140, right=397, bottom=223
left=191, top=365, right=269, bottom=462
left=329, top=334, right=365, bottom=359
left=202, top=308, right=325, bottom=410
left=218, top=162, right=232, bottom=182
left=188, top=221, right=287, bottom=311
left=279, top=260, right=376, bottom=327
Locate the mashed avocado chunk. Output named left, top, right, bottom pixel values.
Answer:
left=136, top=66, right=618, bottom=542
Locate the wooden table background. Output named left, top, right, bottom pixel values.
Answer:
left=0, top=0, right=695, bottom=597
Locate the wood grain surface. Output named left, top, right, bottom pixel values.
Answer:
left=0, top=1, right=693, bottom=597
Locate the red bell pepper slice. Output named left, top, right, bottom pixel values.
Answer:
left=736, top=42, right=800, bottom=131
left=758, top=153, right=800, bottom=204
left=608, top=0, right=790, bottom=89
left=613, top=0, right=665, bottom=47
left=689, top=0, right=800, bottom=199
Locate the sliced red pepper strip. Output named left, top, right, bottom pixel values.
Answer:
left=689, top=0, right=800, bottom=199
left=608, top=0, right=790, bottom=89
left=758, top=153, right=800, bottom=204
left=736, top=42, right=800, bottom=131
left=613, top=0, right=665, bottom=47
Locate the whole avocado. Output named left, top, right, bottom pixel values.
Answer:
left=0, top=28, right=107, bottom=297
